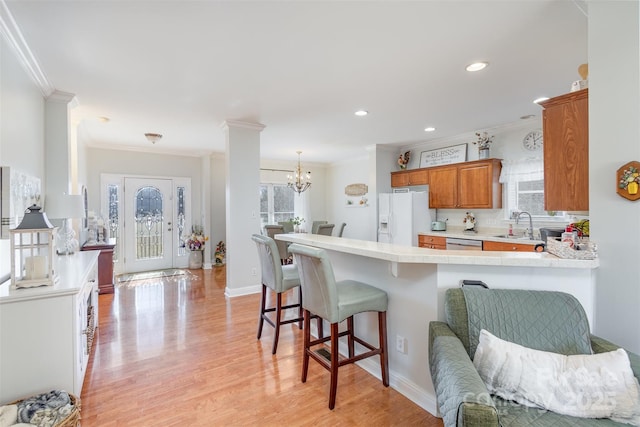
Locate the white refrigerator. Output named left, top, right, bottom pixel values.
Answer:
left=378, top=191, right=431, bottom=246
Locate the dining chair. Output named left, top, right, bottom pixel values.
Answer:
left=278, top=221, right=294, bottom=233
left=251, top=234, right=303, bottom=354
left=311, top=220, right=327, bottom=234
left=316, top=223, right=335, bottom=236
left=337, top=222, right=346, bottom=237
left=264, top=224, right=290, bottom=264
left=288, top=243, right=389, bottom=409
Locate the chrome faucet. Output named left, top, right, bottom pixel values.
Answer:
left=515, top=211, right=534, bottom=240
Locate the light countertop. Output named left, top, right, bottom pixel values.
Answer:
left=418, top=226, right=544, bottom=245
left=277, top=234, right=598, bottom=269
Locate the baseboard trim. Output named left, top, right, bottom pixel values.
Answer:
left=224, top=284, right=261, bottom=298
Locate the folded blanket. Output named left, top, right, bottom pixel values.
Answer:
left=16, top=390, right=72, bottom=427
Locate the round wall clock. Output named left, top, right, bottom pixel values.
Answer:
left=523, top=130, right=543, bottom=151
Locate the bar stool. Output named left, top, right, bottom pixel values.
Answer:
left=316, top=223, right=335, bottom=236
left=288, top=243, right=389, bottom=409
left=263, top=224, right=290, bottom=265
left=251, top=234, right=303, bottom=354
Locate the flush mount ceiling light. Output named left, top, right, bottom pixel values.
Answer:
left=424, top=127, right=436, bottom=132
left=144, top=133, right=162, bottom=144
left=520, top=114, right=536, bottom=120
left=287, top=151, right=311, bottom=195
left=97, top=116, right=110, bottom=123
left=355, top=110, right=368, bottom=117
left=533, top=97, right=550, bottom=104
left=465, top=62, right=489, bottom=72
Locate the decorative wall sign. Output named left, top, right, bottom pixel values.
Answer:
left=344, top=183, right=368, bottom=196
left=616, top=160, right=640, bottom=201
left=419, top=143, right=467, bottom=168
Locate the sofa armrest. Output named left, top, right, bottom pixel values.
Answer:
left=591, top=334, right=640, bottom=380
left=429, top=321, right=499, bottom=427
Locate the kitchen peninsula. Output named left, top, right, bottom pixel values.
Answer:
left=276, top=233, right=598, bottom=415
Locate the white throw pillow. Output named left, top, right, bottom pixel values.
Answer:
left=473, top=329, right=640, bottom=425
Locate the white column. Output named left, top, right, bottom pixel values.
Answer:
left=44, top=91, right=77, bottom=198
left=201, top=154, right=212, bottom=269
left=221, top=120, right=265, bottom=296
left=589, top=0, right=640, bottom=352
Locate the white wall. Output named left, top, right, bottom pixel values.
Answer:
left=85, top=147, right=203, bottom=223
left=326, top=154, right=371, bottom=240
left=0, top=37, right=46, bottom=281
left=589, top=1, right=640, bottom=353
left=209, top=153, right=226, bottom=255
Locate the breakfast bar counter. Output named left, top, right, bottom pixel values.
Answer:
left=276, top=233, right=598, bottom=415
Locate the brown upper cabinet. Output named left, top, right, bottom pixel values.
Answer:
left=540, top=89, right=589, bottom=212
left=390, top=169, right=429, bottom=187
left=429, top=159, right=502, bottom=209
left=391, top=159, right=502, bottom=209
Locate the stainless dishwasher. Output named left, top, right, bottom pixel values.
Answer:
left=446, top=237, right=483, bottom=250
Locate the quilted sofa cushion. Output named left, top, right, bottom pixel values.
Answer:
left=445, top=288, right=592, bottom=358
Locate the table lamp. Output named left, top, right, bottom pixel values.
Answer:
left=45, top=193, right=85, bottom=255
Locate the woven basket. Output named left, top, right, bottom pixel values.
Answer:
left=546, top=237, right=597, bottom=260
left=7, top=393, right=80, bottom=427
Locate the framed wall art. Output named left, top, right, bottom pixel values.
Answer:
left=0, top=167, right=42, bottom=238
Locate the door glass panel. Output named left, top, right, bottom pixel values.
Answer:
left=107, top=184, right=120, bottom=262
left=135, top=186, right=164, bottom=260
left=273, top=184, right=294, bottom=223
left=177, top=186, right=186, bottom=256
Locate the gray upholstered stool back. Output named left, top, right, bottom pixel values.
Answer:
left=445, top=288, right=592, bottom=359
left=251, top=234, right=287, bottom=292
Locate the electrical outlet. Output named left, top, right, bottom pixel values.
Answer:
left=251, top=268, right=257, bottom=276
left=396, top=335, right=407, bottom=354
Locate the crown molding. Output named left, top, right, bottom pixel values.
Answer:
left=0, top=0, right=54, bottom=97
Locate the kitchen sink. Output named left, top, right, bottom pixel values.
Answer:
left=493, top=234, right=533, bottom=240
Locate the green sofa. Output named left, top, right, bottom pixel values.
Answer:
left=429, top=288, right=640, bottom=426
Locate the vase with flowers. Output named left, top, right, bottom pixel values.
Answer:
left=397, top=151, right=411, bottom=170
left=185, top=225, right=208, bottom=269
left=214, top=240, right=226, bottom=267
left=473, top=132, right=494, bottom=159
left=289, top=216, right=305, bottom=233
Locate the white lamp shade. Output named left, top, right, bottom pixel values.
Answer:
left=45, top=194, right=84, bottom=219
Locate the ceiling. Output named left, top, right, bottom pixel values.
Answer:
left=5, top=0, right=588, bottom=165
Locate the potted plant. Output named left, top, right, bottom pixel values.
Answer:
left=473, top=131, right=494, bottom=159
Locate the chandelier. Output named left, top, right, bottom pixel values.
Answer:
left=288, top=151, right=311, bottom=194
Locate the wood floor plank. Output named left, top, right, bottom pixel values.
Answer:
left=80, top=267, right=443, bottom=426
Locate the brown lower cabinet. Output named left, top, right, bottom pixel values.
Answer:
left=81, top=243, right=115, bottom=294
left=418, top=235, right=446, bottom=249
left=482, top=240, right=535, bottom=252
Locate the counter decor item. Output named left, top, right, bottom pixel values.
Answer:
left=214, top=240, right=226, bottom=267
left=546, top=237, right=597, bottom=260
left=473, top=131, right=494, bottom=159
left=617, top=161, right=640, bottom=201
left=397, top=151, right=411, bottom=169
left=463, top=212, right=476, bottom=232
left=10, top=205, right=58, bottom=289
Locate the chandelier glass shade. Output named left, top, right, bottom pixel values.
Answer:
left=288, top=151, right=311, bottom=194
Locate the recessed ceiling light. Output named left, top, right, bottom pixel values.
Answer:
left=533, top=97, right=550, bottom=104
left=465, top=62, right=489, bottom=72
left=97, top=116, right=110, bottom=123
left=424, top=127, right=436, bottom=132
left=355, top=110, right=368, bottom=116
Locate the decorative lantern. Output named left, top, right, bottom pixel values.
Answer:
left=10, top=204, right=58, bottom=289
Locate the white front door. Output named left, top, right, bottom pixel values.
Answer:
left=124, top=178, right=174, bottom=273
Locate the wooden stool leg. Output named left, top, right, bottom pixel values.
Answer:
left=317, top=317, right=323, bottom=339
left=272, top=293, right=283, bottom=355
left=347, top=316, right=355, bottom=358
left=329, top=322, right=340, bottom=410
left=297, top=286, right=303, bottom=329
left=378, top=311, right=389, bottom=387
left=301, top=309, right=311, bottom=383
left=257, top=284, right=267, bottom=339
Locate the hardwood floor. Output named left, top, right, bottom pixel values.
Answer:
left=81, top=267, right=443, bottom=426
